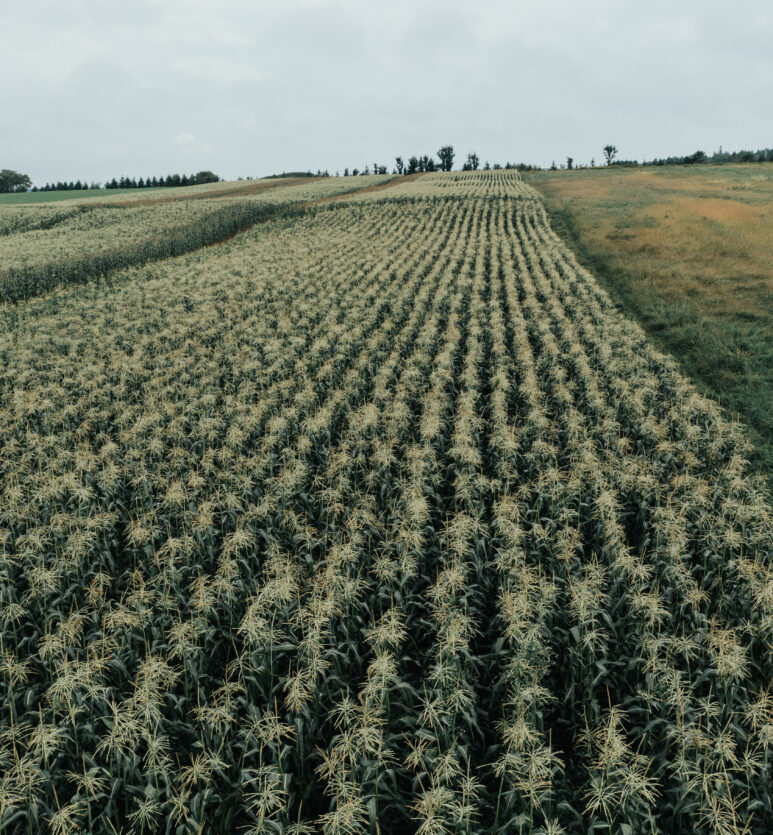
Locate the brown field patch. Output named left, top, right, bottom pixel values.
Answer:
left=531, top=167, right=773, bottom=318
left=676, top=196, right=764, bottom=224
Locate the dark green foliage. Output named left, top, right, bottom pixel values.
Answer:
left=603, top=145, right=618, bottom=166
left=437, top=145, right=455, bottom=172
left=462, top=152, right=480, bottom=170
left=0, top=169, right=32, bottom=193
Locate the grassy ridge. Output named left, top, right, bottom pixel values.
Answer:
left=0, top=187, right=169, bottom=204
left=527, top=164, right=773, bottom=489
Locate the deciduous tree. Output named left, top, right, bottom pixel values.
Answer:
left=437, top=145, right=454, bottom=171
left=0, top=169, right=31, bottom=193
left=462, top=152, right=479, bottom=171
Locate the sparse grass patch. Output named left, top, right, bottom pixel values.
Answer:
left=0, top=187, right=165, bottom=204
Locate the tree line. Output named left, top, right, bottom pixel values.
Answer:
left=647, top=147, right=773, bottom=166
left=6, top=143, right=773, bottom=194
left=340, top=147, right=540, bottom=176
left=30, top=171, right=220, bottom=193
left=553, top=145, right=773, bottom=170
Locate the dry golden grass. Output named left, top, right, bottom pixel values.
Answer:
left=530, top=166, right=773, bottom=316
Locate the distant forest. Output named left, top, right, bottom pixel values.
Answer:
left=31, top=171, right=220, bottom=193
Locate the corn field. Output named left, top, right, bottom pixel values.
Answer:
left=0, top=176, right=396, bottom=305
left=0, top=170, right=771, bottom=834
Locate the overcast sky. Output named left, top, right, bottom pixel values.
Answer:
left=3, top=0, right=772, bottom=184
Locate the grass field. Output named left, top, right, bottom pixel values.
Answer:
left=526, top=164, right=773, bottom=488
left=0, top=187, right=170, bottom=204
left=0, top=171, right=771, bottom=833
